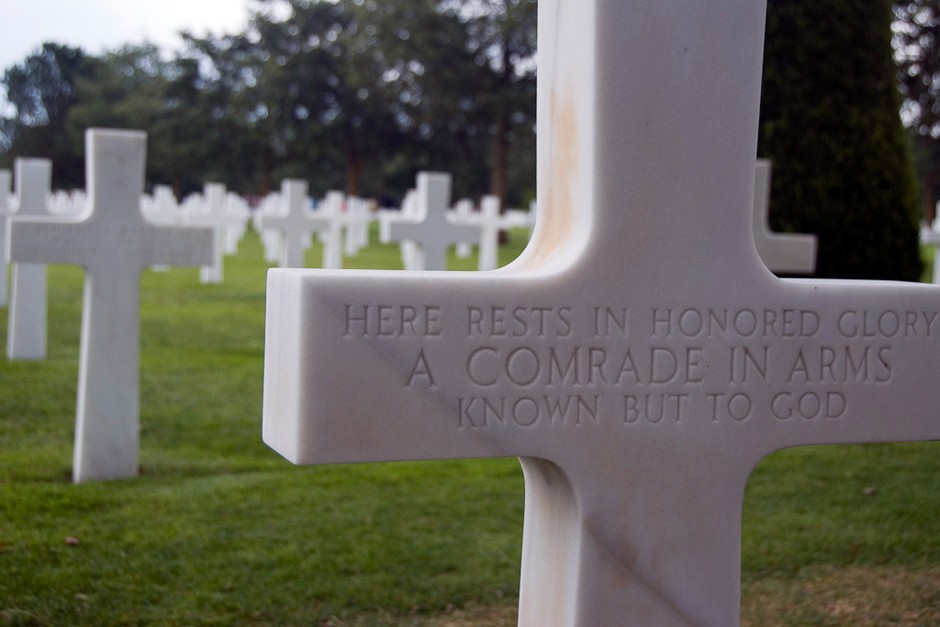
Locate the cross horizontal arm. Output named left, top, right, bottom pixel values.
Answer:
left=9, top=219, right=213, bottom=269
left=264, top=268, right=940, bottom=466
left=763, top=278, right=940, bottom=449
left=264, top=268, right=563, bottom=464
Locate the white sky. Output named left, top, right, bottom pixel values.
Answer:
left=0, top=0, right=255, bottom=74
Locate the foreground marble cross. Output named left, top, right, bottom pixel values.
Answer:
left=263, top=2, right=940, bottom=624
left=10, top=129, right=213, bottom=483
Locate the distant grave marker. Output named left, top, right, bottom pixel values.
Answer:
left=378, top=189, right=418, bottom=245
left=753, top=159, right=818, bottom=275
left=10, top=129, right=213, bottom=483
left=263, top=2, right=940, bottom=624
left=224, top=193, right=251, bottom=255
left=389, top=173, right=480, bottom=271
left=257, top=181, right=345, bottom=269
left=189, top=183, right=229, bottom=284
left=7, top=159, right=52, bottom=360
left=316, top=191, right=346, bottom=270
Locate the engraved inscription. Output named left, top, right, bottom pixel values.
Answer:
left=337, top=304, right=935, bottom=431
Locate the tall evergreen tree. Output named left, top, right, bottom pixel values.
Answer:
left=759, top=0, right=923, bottom=280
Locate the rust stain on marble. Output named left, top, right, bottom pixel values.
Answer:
left=522, top=88, right=579, bottom=270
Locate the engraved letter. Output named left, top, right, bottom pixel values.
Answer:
left=467, top=347, right=498, bottom=387
left=345, top=304, right=369, bottom=337
left=406, top=350, right=437, bottom=388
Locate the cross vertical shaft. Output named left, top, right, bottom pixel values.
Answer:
left=72, top=132, right=147, bottom=482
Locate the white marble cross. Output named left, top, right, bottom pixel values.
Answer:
left=753, top=159, right=818, bottom=275
left=7, top=159, right=52, bottom=360
left=189, top=183, right=229, bottom=284
left=342, top=197, right=371, bottom=257
left=378, top=189, right=418, bottom=245
left=316, top=191, right=346, bottom=270
left=9, top=129, right=213, bottom=483
left=0, top=169, right=12, bottom=307
left=257, top=180, right=337, bottom=269
left=389, top=173, right=481, bottom=271
left=263, top=2, right=940, bottom=624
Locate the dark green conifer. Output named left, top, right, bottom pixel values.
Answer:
left=759, top=0, right=922, bottom=280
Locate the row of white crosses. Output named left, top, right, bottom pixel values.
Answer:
left=262, top=0, right=938, bottom=624
left=7, top=129, right=214, bottom=483
left=186, top=184, right=251, bottom=283
left=0, top=151, right=540, bottom=485
left=144, top=183, right=252, bottom=283
left=752, top=159, right=818, bottom=275
left=1, top=168, right=256, bottom=368
left=253, top=181, right=381, bottom=270
left=387, top=172, right=520, bottom=272
left=269, top=164, right=809, bottom=275
left=0, top=144, right=820, bottom=478
left=391, top=165, right=812, bottom=275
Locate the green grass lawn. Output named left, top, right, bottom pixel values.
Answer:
left=1, top=228, right=938, bottom=626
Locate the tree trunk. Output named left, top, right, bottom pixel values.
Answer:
left=346, top=151, right=363, bottom=198
left=260, top=150, right=274, bottom=197
left=923, top=170, right=937, bottom=225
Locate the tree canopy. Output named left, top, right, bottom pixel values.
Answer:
left=0, top=0, right=536, bottom=204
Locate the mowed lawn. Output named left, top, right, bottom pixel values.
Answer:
left=1, top=226, right=938, bottom=626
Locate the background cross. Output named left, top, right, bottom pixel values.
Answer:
left=752, top=159, right=818, bottom=275
left=10, top=129, right=214, bottom=483
left=389, top=172, right=481, bottom=271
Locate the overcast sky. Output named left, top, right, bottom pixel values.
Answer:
left=1, top=0, right=255, bottom=74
